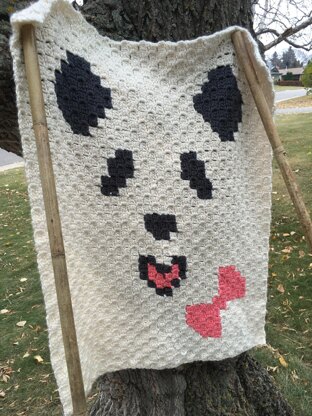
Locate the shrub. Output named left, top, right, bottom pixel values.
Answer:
left=282, top=72, right=294, bottom=81
left=301, top=61, right=312, bottom=95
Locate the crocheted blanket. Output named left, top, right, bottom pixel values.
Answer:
left=10, top=1, right=273, bottom=414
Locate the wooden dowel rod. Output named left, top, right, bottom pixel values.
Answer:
left=21, top=24, right=87, bottom=415
left=232, top=30, right=312, bottom=253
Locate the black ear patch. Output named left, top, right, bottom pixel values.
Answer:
left=101, top=149, right=134, bottom=196
left=55, top=51, right=112, bottom=136
left=181, top=152, right=213, bottom=199
left=193, top=65, right=243, bottom=141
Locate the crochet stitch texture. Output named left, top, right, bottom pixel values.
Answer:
left=10, top=1, right=274, bottom=414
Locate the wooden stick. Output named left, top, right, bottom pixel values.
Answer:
left=21, top=24, right=87, bottom=415
left=232, top=30, right=312, bottom=253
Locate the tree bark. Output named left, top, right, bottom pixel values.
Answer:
left=0, top=1, right=31, bottom=156
left=90, top=355, right=294, bottom=416
left=81, top=0, right=254, bottom=42
left=0, top=1, right=294, bottom=414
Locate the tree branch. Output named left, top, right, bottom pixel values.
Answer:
left=283, top=37, right=311, bottom=51
left=263, top=16, right=312, bottom=51
left=256, top=28, right=279, bottom=36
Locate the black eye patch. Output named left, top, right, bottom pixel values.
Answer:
left=55, top=50, right=112, bottom=136
left=101, top=149, right=134, bottom=196
left=193, top=65, right=243, bottom=141
left=180, top=152, right=213, bottom=199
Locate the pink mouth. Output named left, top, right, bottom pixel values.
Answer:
left=139, top=256, right=246, bottom=338
left=186, top=266, right=246, bottom=338
left=139, top=255, right=187, bottom=296
left=147, top=263, right=179, bottom=288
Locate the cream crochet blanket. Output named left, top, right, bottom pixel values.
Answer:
left=11, top=1, right=273, bottom=414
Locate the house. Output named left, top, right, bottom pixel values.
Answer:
left=270, top=66, right=281, bottom=82
left=278, top=67, right=304, bottom=81
left=271, top=67, right=304, bottom=81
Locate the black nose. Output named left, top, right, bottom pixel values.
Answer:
left=144, top=213, right=178, bottom=240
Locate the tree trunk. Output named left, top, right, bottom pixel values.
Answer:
left=0, top=1, right=31, bottom=156
left=0, top=1, right=294, bottom=414
left=81, top=0, right=255, bottom=41
left=90, top=355, right=293, bottom=416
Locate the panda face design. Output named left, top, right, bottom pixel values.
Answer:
left=13, top=5, right=273, bottom=411
left=53, top=46, right=263, bottom=341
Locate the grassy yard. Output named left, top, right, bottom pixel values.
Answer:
left=252, top=113, right=312, bottom=415
left=274, top=85, right=304, bottom=92
left=1, top=113, right=312, bottom=415
left=0, top=169, right=61, bottom=415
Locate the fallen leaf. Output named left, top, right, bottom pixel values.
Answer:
left=23, top=352, right=30, bottom=358
left=281, top=246, right=293, bottom=254
left=20, top=278, right=27, bottom=282
left=283, top=233, right=290, bottom=237
left=277, top=284, right=285, bottom=294
left=0, top=309, right=9, bottom=314
left=34, top=325, right=41, bottom=333
left=279, top=355, right=288, bottom=368
left=267, top=366, right=278, bottom=373
left=0, top=390, right=5, bottom=398
left=34, top=355, right=43, bottom=364
left=0, top=367, right=13, bottom=376
left=2, top=374, right=10, bottom=383
left=298, top=250, right=305, bottom=258
left=16, top=321, right=26, bottom=327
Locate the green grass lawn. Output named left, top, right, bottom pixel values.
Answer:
left=1, top=113, right=312, bottom=414
left=274, top=85, right=304, bottom=91
left=0, top=169, right=61, bottom=415
left=251, top=113, right=312, bottom=415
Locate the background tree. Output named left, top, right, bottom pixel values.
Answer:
left=280, top=46, right=302, bottom=68
left=301, top=60, right=312, bottom=94
left=295, top=49, right=312, bottom=66
left=0, top=0, right=306, bottom=414
left=270, top=51, right=282, bottom=68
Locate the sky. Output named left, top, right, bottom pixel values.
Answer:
left=254, top=0, right=312, bottom=58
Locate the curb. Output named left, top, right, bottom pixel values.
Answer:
left=0, top=162, right=24, bottom=172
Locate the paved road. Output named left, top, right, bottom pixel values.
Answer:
left=275, top=89, right=306, bottom=102
left=276, top=106, right=312, bottom=115
left=0, top=149, right=23, bottom=168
